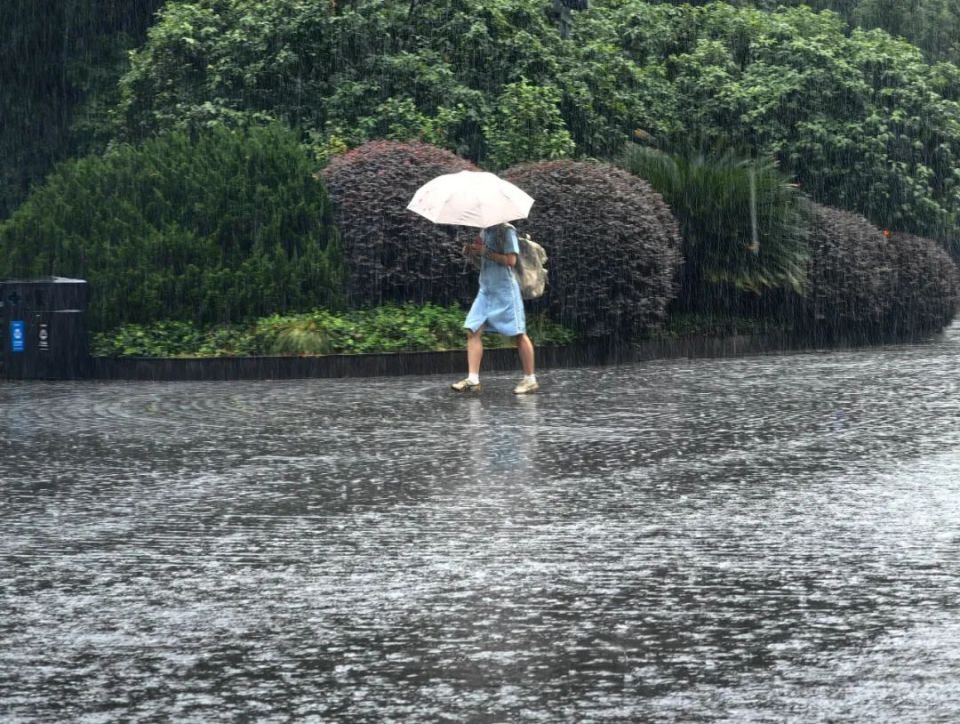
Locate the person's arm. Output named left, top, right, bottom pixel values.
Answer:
left=482, top=226, right=519, bottom=267
left=481, top=248, right=518, bottom=267
left=467, top=236, right=517, bottom=267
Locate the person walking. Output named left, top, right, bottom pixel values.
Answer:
left=451, top=223, right=539, bottom=395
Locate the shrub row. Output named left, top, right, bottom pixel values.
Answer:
left=91, top=304, right=577, bottom=358
left=803, top=203, right=899, bottom=338
left=322, top=141, right=684, bottom=340
left=3, top=134, right=956, bottom=350
left=324, top=141, right=958, bottom=343
left=887, top=231, right=960, bottom=335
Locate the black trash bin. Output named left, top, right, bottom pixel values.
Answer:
left=0, top=277, right=90, bottom=380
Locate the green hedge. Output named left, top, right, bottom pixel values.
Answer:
left=91, top=304, right=577, bottom=358
left=0, top=124, right=343, bottom=331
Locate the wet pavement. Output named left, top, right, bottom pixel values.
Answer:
left=3, top=328, right=960, bottom=722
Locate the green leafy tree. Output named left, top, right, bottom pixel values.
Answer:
left=484, top=80, right=576, bottom=170
left=759, top=0, right=960, bottom=65
left=0, top=0, right=163, bottom=219
left=0, top=124, right=343, bottom=331
left=596, top=1, right=960, bottom=247
left=853, top=0, right=960, bottom=64
left=110, top=1, right=960, bottom=244
left=692, top=0, right=960, bottom=64
left=113, top=0, right=672, bottom=163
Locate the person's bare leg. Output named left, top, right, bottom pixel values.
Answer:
left=517, top=334, right=535, bottom=376
left=467, top=328, right=484, bottom=376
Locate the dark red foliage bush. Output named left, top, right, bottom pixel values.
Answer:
left=322, top=141, right=477, bottom=307
left=803, top=204, right=899, bottom=339
left=887, top=232, right=960, bottom=335
left=503, top=160, right=682, bottom=340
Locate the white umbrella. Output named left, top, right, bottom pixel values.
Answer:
left=406, top=170, right=534, bottom=228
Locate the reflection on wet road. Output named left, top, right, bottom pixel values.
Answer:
left=3, top=329, right=960, bottom=721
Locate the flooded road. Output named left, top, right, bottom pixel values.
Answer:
left=3, top=329, right=960, bottom=722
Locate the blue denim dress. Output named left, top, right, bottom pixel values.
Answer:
left=464, top=225, right=526, bottom=336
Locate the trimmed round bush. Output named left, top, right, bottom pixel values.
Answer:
left=887, top=232, right=960, bottom=335
left=503, top=160, right=682, bottom=340
left=322, top=141, right=478, bottom=307
left=804, top=204, right=898, bottom=339
left=0, top=124, right=342, bottom=331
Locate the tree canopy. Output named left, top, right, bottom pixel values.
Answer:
left=750, top=1, right=960, bottom=66
left=0, top=0, right=163, bottom=219
left=97, top=0, right=960, bottom=247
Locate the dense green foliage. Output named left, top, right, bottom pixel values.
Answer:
left=603, top=2, right=960, bottom=245
left=91, top=304, right=576, bottom=357
left=854, top=0, right=960, bottom=65
left=620, top=146, right=809, bottom=309
left=7, top=0, right=960, bottom=242
left=321, top=141, right=477, bottom=307
left=745, top=1, right=960, bottom=65
left=115, top=0, right=637, bottom=161
left=503, top=160, right=682, bottom=340
left=0, top=0, right=163, bottom=219
left=484, top=80, right=577, bottom=170
left=102, top=0, right=960, bottom=246
left=801, top=203, right=899, bottom=338
left=0, top=125, right=343, bottom=332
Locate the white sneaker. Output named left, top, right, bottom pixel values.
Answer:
left=451, top=378, right=481, bottom=393
left=512, top=379, right=540, bottom=395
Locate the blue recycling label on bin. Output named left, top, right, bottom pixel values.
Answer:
left=11, top=320, right=25, bottom=352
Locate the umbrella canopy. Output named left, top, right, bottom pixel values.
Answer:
left=407, top=170, right=534, bottom=228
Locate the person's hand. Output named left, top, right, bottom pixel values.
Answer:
left=466, top=239, right=484, bottom=257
